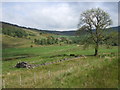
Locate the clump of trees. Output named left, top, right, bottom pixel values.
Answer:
left=102, top=31, right=118, bottom=47
left=34, top=36, right=72, bottom=45
left=2, top=23, right=28, bottom=38
left=3, top=28, right=28, bottom=38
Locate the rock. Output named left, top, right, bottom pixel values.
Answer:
left=15, top=62, right=33, bottom=69
left=7, top=72, right=10, bottom=75
left=70, top=54, right=75, bottom=56
left=105, top=56, right=111, bottom=59
left=74, top=55, right=79, bottom=57
left=15, top=62, right=27, bottom=68
left=81, top=55, right=87, bottom=58
left=26, top=64, right=33, bottom=69
left=59, top=60, right=62, bottom=61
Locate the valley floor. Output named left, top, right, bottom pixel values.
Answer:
left=2, top=45, right=118, bottom=88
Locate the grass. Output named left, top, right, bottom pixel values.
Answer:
left=3, top=45, right=77, bottom=58
left=3, top=44, right=117, bottom=59
left=2, top=35, right=32, bottom=48
left=2, top=54, right=118, bottom=88
left=2, top=22, right=118, bottom=88
left=2, top=44, right=118, bottom=88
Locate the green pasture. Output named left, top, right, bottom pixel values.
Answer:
left=2, top=45, right=118, bottom=88
left=3, top=44, right=117, bottom=59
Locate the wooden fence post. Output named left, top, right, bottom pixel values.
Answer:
left=20, top=75, right=22, bottom=86
left=48, top=71, right=51, bottom=77
left=34, top=72, right=36, bottom=84
left=2, top=79, right=5, bottom=88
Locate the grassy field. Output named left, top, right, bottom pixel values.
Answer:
left=2, top=44, right=118, bottom=88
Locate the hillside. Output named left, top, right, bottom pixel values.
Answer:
left=1, top=22, right=119, bottom=36
left=1, top=22, right=56, bottom=48
left=41, top=30, right=76, bottom=36
left=1, top=22, right=76, bottom=36
left=2, top=22, right=79, bottom=48
left=1, top=22, right=119, bottom=48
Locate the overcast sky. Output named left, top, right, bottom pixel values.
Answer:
left=2, top=2, right=118, bottom=31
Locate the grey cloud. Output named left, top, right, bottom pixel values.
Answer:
left=2, top=2, right=118, bottom=31
left=1, top=0, right=119, bottom=2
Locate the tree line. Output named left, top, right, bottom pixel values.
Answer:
left=34, top=36, right=73, bottom=45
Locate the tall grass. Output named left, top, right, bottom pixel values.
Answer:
left=2, top=45, right=118, bottom=88
left=2, top=54, right=118, bottom=88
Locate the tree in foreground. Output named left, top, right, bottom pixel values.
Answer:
left=77, top=8, right=112, bottom=56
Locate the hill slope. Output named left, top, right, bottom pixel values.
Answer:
left=1, top=22, right=119, bottom=36
left=1, top=22, right=55, bottom=48
left=1, top=22, right=119, bottom=48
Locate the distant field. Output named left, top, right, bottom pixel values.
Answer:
left=2, top=45, right=118, bottom=88
left=3, top=44, right=117, bottom=59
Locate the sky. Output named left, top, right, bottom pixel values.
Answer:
left=2, top=2, right=118, bottom=31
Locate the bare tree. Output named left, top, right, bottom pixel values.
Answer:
left=78, top=8, right=112, bottom=56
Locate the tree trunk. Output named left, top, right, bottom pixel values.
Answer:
left=94, top=44, right=99, bottom=56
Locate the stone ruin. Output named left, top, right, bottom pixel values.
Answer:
left=70, top=54, right=79, bottom=57
left=14, top=55, right=86, bottom=69
left=15, top=62, right=33, bottom=69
